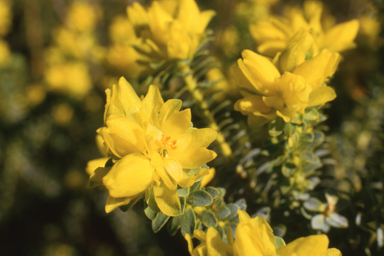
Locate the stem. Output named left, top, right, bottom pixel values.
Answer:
left=178, top=62, right=233, bottom=160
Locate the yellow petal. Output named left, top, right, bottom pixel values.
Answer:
left=234, top=95, right=272, bottom=114
left=234, top=214, right=276, bottom=256
left=185, top=233, right=195, bottom=255
left=206, top=227, right=234, bottom=256
left=163, top=158, right=184, bottom=184
left=176, top=147, right=217, bottom=169
left=127, top=2, right=148, bottom=29
left=196, top=10, right=216, bottom=34
left=293, top=50, right=340, bottom=89
left=151, top=151, right=177, bottom=190
left=308, top=86, right=336, bottom=106
left=103, top=153, right=154, bottom=198
left=142, top=85, right=164, bottom=125
left=153, top=182, right=181, bottom=216
left=89, top=167, right=110, bottom=187
left=86, top=158, right=109, bottom=176
left=233, top=65, right=259, bottom=94
left=327, top=248, right=342, bottom=256
left=159, top=99, right=182, bottom=126
left=250, top=21, right=287, bottom=45
left=188, top=128, right=217, bottom=148
left=178, top=167, right=209, bottom=188
left=148, top=1, right=173, bottom=45
left=247, top=115, right=272, bottom=128
left=178, top=0, right=200, bottom=32
left=277, top=234, right=329, bottom=256
left=257, top=41, right=289, bottom=58
left=277, top=30, right=316, bottom=73
left=194, top=229, right=207, bottom=241
left=201, top=168, right=215, bottom=187
left=161, top=109, right=192, bottom=136
left=106, top=115, right=146, bottom=152
left=116, top=77, right=142, bottom=123
left=98, top=127, right=139, bottom=158
left=238, top=50, right=280, bottom=96
left=105, top=195, right=131, bottom=213
left=322, top=19, right=359, bottom=52
left=104, top=86, right=125, bottom=120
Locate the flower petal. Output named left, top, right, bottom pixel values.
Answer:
left=89, top=167, right=110, bottom=188
left=238, top=50, right=280, bottom=96
left=176, top=147, right=217, bottom=169
left=308, top=86, right=336, bottom=106
left=206, top=227, right=234, bottom=255
left=234, top=214, right=276, bottom=256
left=188, top=128, right=217, bottom=148
left=102, top=153, right=154, bottom=198
left=105, top=195, right=131, bottom=213
left=178, top=167, right=209, bottom=188
left=142, top=85, right=164, bottom=125
left=116, top=77, right=143, bottom=122
left=153, top=182, right=181, bottom=216
left=327, top=248, right=342, bottom=256
left=159, top=99, right=182, bottom=126
left=86, top=157, right=109, bottom=176
left=277, top=234, right=329, bottom=256
left=322, top=19, right=359, bottom=52
left=161, top=109, right=191, bottom=136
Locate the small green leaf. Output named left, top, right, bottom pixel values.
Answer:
left=282, top=162, right=296, bottom=177
left=275, top=236, right=286, bottom=249
left=144, top=206, right=157, bottom=220
left=187, top=191, right=213, bottom=207
left=226, top=204, right=239, bottom=219
left=235, top=198, right=247, bottom=211
left=273, top=224, right=287, bottom=237
left=304, top=108, right=319, bottom=121
left=284, top=123, right=297, bottom=136
left=146, top=188, right=161, bottom=212
left=215, top=207, right=231, bottom=220
left=190, top=180, right=202, bottom=193
left=205, top=187, right=220, bottom=199
left=326, top=213, right=348, bottom=228
left=200, top=210, right=217, bottom=228
left=152, top=212, right=170, bottom=233
left=167, top=215, right=182, bottom=236
left=181, top=208, right=196, bottom=237
left=268, top=118, right=284, bottom=137
left=303, top=198, right=326, bottom=212
left=177, top=187, right=190, bottom=197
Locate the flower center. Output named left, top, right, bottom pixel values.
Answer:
left=158, top=135, right=178, bottom=157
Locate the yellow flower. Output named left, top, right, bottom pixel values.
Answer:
left=250, top=0, right=359, bottom=57
left=234, top=49, right=339, bottom=127
left=127, top=0, right=215, bottom=61
left=0, top=0, right=11, bottom=37
left=186, top=210, right=342, bottom=256
left=89, top=77, right=217, bottom=215
left=66, top=2, right=99, bottom=32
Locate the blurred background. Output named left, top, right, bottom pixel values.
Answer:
left=0, top=0, right=383, bottom=255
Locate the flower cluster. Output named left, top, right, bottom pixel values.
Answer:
left=87, top=77, right=217, bottom=215
left=234, top=48, right=339, bottom=127
left=186, top=210, right=341, bottom=256
left=250, top=0, right=359, bottom=57
left=127, top=0, right=215, bottom=62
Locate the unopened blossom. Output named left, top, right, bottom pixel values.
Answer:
left=234, top=49, right=340, bottom=127
left=250, top=0, right=359, bottom=57
left=186, top=210, right=342, bottom=256
left=88, top=77, right=217, bottom=215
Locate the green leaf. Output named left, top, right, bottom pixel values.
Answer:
left=177, top=187, right=190, bottom=197
left=152, top=212, right=170, bottom=233
left=144, top=206, right=157, bottom=220
left=282, top=162, right=296, bottom=177
left=146, top=188, right=161, bottom=212
left=268, top=118, right=284, bottom=137
left=304, top=108, right=319, bottom=121
left=284, top=123, right=297, bottom=136
left=275, top=236, right=286, bottom=249
left=187, top=191, right=213, bottom=207
left=326, top=213, right=348, bottom=228
left=215, top=206, right=231, bottom=220
left=226, top=204, right=240, bottom=219
left=181, top=208, right=196, bottom=237
left=180, top=197, right=186, bottom=215
left=205, top=187, right=220, bottom=199
left=190, top=180, right=202, bottom=193
left=200, top=210, right=217, bottom=228
left=119, top=194, right=143, bottom=212
left=235, top=198, right=247, bottom=211
left=167, top=215, right=182, bottom=236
